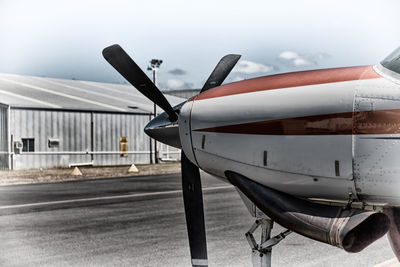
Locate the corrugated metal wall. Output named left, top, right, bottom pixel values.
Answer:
left=11, top=109, right=92, bottom=169
left=0, top=104, right=9, bottom=169
left=9, top=109, right=178, bottom=170
left=93, top=113, right=151, bottom=166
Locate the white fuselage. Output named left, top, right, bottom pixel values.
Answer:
left=179, top=64, right=400, bottom=206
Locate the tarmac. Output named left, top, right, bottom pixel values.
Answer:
left=0, top=172, right=398, bottom=267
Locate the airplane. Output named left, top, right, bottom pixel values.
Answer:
left=103, top=44, right=400, bottom=267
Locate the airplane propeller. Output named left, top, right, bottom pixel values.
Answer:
left=200, top=54, right=241, bottom=93
left=181, top=152, right=208, bottom=267
left=102, top=44, right=241, bottom=267
left=102, top=44, right=178, bottom=122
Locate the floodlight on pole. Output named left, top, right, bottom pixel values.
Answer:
left=148, top=59, right=163, bottom=164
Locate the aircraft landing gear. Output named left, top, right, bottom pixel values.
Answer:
left=245, top=218, right=291, bottom=267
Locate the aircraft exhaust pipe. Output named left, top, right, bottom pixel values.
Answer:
left=225, top=171, right=390, bottom=253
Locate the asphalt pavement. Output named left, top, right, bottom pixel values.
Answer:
left=0, top=173, right=397, bottom=267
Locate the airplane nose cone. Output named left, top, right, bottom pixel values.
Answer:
left=145, top=111, right=181, bottom=148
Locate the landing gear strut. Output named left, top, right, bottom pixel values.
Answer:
left=245, top=218, right=291, bottom=267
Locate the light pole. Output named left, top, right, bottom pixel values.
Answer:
left=147, top=59, right=163, bottom=164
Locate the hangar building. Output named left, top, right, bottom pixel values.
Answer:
left=0, top=73, right=184, bottom=170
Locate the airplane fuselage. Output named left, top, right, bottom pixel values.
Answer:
left=179, top=64, right=400, bottom=206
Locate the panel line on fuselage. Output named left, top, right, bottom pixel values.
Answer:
left=193, top=109, right=400, bottom=136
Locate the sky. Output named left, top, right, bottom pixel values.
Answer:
left=0, top=0, right=400, bottom=90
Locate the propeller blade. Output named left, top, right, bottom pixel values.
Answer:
left=102, top=44, right=178, bottom=122
left=385, top=207, right=400, bottom=260
left=200, top=54, right=241, bottom=93
left=181, top=152, right=208, bottom=267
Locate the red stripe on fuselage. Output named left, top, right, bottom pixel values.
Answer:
left=194, top=109, right=400, bottom=135
left=189, top=66, right=380, bottom=101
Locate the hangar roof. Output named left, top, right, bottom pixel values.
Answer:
left=0, top=73, right=185, bottom=114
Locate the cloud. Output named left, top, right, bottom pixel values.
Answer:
left=278, top=51, right=299, bottom=61
left=165, top=79, right=193, bottom=90
left=293, top=57, right=315, bottom=67
left=278, top=51, right=316, bottom=67
left=232, top=60, right=276, bottom=74
left=168, top=68, right=187, bottom=75
left=278, top=51, right=330, bottom=67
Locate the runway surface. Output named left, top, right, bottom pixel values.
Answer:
left=0, top=173, right=397, bottom=267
